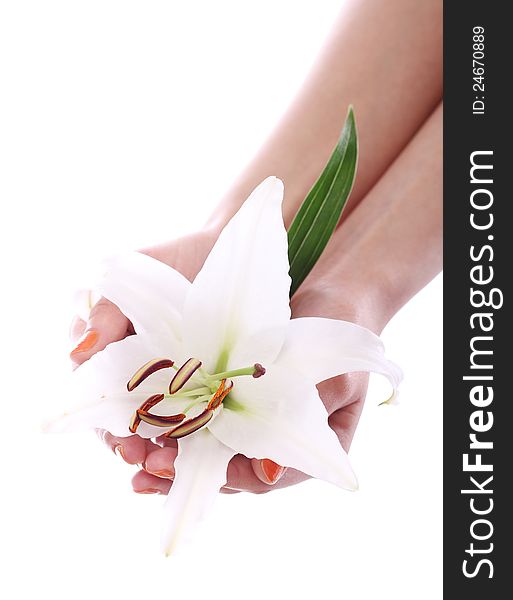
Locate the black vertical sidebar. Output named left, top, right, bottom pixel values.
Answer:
left=444, top=1, right=510, bottom=597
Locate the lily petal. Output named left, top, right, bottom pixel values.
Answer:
left=208, top=368, right=358, bottom=490
left=98, top=252, right=191, bottom=340
left=47, top=391, right=150, bottom=437
left=49, top=334, right=191, bottom=437
left=161, top=428, right=236, bottom=556
left=48, top=389, right=198, bottom=438
left=275, top=317, right=402, bottom=390
left=72, top=334, right=172, bottom=400
left=181, top=177, right=291, bottom=371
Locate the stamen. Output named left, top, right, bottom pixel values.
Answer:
left=169, top=358, right=202, bottom=394
left=165, top=386, right=211, bottom=399
left=139, top=393, right=166, bottom=411
left=207, top=379, right=234, bottom=410
left=137, top=410, right=186, bottom=427
left=128, top=393, right=165, bottom=433
left=164, top=408, right=214, bottom=439
left=129, top=412, right=141, bottom=434
left=206, top=379, right=225, bottom=410
left=127, top=359, right=174, bottom=392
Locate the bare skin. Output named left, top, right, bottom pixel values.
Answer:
left=71, top=103, right=441, bottom=493
left=70, top=1, right=442, bottom=493
left=209, top=0, right=442, bottom=228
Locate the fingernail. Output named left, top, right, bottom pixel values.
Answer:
left=145, top=467, right=174, bottom=479
left=260, top=459, right=286, bottom=485
left=70, top=329, right=99, bottom=356
left=136, top=488, right=162, bottom=495
left=113, top=444, right=127, bottom=461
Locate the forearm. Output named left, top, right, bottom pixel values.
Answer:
left=207, top=0, right=442, bottom=231
left=298, top=104, right=442, bottom=333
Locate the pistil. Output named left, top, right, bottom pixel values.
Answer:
left=206, top=363, right=266, bottom=381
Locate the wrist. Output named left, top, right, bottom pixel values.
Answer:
left=291, top=275, right=391, bottom=336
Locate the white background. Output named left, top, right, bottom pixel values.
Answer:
left=0, top=2, right=442, bottom=599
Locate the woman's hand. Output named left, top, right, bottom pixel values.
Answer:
left=69, top=0, right=442, bottom=496
left=127, top=372, right=369, bottom=495
left=74, top=264, right=381, bottom=494
left=70, top=228, right=219, bottom=366
left=71, top=101, right=442, bottom=494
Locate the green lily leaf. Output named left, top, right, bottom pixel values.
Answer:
left=288, top=106, right=358, bottom=297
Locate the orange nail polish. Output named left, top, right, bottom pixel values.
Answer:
left=261, top=458, right=286, bottom=484
left=146, top=467, right=174, bottom=479
left=70, top=329, right=99, bottom=356
left=136, top=488, right=162, bottom=495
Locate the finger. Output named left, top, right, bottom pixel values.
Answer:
left=148, top=442, right=305, bottom=493
left=142, top=446, right=178, bottom=479
left=96, top=429, right=154, bottom=465
left=140, top=449, right=304, bottom=494
left=250, top=458, right=287, bottom=486
left=146, top=445, right=267, bottom=493
left=317, top=372, right=369, bottom=414
left=70, top=297, right=129, bottom=366
left=224, top=455, right=308, bottom=493
left=141, top=448, right=240, bottom=494
left=132, top=469, right=172, bottom=495
left=155, top=439, right=251, bottom=492
left=328, top=400, right=365, bottom=452
left=156, top=435, right=178, bottom=450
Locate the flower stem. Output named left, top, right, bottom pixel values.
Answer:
left=166, top=387, right=211, bottom=399
left=181, top=395, right=211, bottom=414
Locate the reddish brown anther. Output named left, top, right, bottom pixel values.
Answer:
left=129, top=412, right=141, bottom=434
left=140, top=393, right=166, bottom=411
left=164, top=409, right=214, bottom=439
left=127, top=359, right=174, bottom=392
left=137, top=410, right=186, bottom=427
left=128, top=393, right=165, bottom=433
left=169, top=358, right=202, bottom=394
left=207, top=379, right=234, bottom=410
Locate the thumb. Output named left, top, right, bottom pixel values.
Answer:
left=250, top=458, right=287, bottom=486
left=70, top=297, right=129, bottom=366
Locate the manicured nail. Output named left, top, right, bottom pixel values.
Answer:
left=136, top=488, right=162, bottom=495
left=70, top=329, right=99, bottom=356
left=113, top=444, right=127, bottom=461
left=145, top=467, right=174, bottom=479
left=260, top=459, right=286, bottom=485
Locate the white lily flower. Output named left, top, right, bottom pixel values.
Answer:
left=51, top=177, right=402, bottom=555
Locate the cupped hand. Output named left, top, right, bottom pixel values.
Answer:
left=70, top=233, right=375, bottom=494
left=70, top=228, right=218, bottom=361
